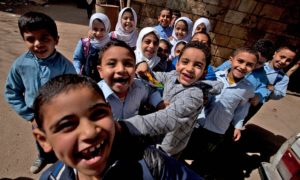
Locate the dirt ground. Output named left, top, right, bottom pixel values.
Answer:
left=0, top=1, right=300, bottom=179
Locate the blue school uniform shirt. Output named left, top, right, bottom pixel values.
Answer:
left=98, top=79, right=162, bottom=120
left=199, top=69, right=255, bottom=134
left=263, top=62, right=289, bottom=100
left=154, top=24, right=173, bottom=39
left=4, top=51, right=76, bottom=121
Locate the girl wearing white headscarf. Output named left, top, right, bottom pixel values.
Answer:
left=110, top=7, right=138, bottom=49
left=135, top=27, right=161, bottom=70
left=169, top=17, right=193, bottom=46
left=73, top=13, right=111, bottom=82
left=192, top=17, right=211, bottom=36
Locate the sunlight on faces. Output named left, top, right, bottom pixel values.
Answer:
left=92, top=19, right=106, bottom=40
left=141, top=32, right=159, bottom=59
left=174, top=20, right=188, bottom=40
left=175, top=43, right=186, bottom=57
left=191, top=33, right=209, bottom=46
left=195, top=23, right=207, bottom=34
left=176, top=47, right=206, bottom=86
left=23, top=29, right=58, bottom=59
left=158, top=9, right=172, bottom=27
left=37, top=87, right=115, bottom=178
left=271, top=48, right=296, bottom=69
left=98, top=46, right=136, bottom=97
left=121, top=11, right=134, bottom=33
left=229, top=52, right=257, bottom=80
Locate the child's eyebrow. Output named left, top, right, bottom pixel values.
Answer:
left=88, top=102, right=110, bottom=111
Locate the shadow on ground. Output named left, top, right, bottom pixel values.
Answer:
left=189, top=124, right=286, bottom=180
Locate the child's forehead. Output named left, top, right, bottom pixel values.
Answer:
left=160, top=9, right=171, bottom=15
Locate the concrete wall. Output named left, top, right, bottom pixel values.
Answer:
left=131, top=0, right=300, bottom=67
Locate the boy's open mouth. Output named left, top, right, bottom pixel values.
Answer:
left=113, top=77, right=128, bottom=84
left=76, top=140, right=105, bottom=160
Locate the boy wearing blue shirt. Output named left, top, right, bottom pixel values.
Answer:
left=154, top=8, right=173, bottom=39
left=4, top=11, right=76, bottom=174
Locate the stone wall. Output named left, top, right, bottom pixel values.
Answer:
left=131, top=0, right=300, bottom=67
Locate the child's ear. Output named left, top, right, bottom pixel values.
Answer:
left=33, top=128, right=53, bottom=153
left=97, top=65, right=103, bottom=78
left=55, top=36, right=60, bottom=45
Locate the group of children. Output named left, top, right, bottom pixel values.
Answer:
left=4, top=6, right=299, bottom=179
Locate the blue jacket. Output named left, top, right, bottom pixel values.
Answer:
left=4, top=51, right=76, bottom=121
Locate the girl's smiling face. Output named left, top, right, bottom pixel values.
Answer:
left=91, top=19, right=106, bottom=40
left=141, top=32, right=159, bottom=59
left=121, top=11, right=134, bottom=32
left=174, top=20, right=188, bottom=40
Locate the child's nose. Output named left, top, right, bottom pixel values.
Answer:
left=80, top=119, right=99, bottom=141
left=34, top=40, right=42, bottom=47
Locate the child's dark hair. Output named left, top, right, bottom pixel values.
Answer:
left=172, top=10, right=181, bottom=17
left=33, top=74, right=105, bottom=130
left=98, top=39, right=136, bottom=65
left=18, top=11, right=58, bottom=39
left=232, top=47, right=259, bottom=62
left=178, top=41, right=211, bottom=69
left=160, top=8, right=173, bottom=16
left=276, top=44, right=298, bottom=55
left=123, top=7, right=133, bottom=16
left=176, top=19, right=188, bottom=31
left=192, top=31, right=212, bottom=47
left=159, top=38, right=172, bottom=53
left=252, top=39, right=275, bottom=60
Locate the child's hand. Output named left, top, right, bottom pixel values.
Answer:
left=267, top=84, right=274, bottom=91
left=249, top=95, right=260, bottom=106
left=233, top=128, right=241, bottom=141
left=136, top=62, right=149, bottom=77
left=88, top=30, right=94, bottom=39
left=156, top=100, right=170, bottom=110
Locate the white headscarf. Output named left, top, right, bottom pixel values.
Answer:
left=114, top=7, right=138, bottom=48
left=135, top=27, right=161, bottom=69
left=89, top=13, right=111, bottom=49
left=192, top=17, right=211, bottom=35
left=170, top=17, right=193, bottom=46
left=170, top=40, right=187, bottom=59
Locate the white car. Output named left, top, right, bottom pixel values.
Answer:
left=259, top=133, right=300, bottom=179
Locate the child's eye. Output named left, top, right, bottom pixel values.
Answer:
left=25, top=37, right=35, bottom=43
left=54, top=119, right=78, bottom=133
left=195, top=63, right=203, bottom=69
left=90, top=109, right=109, bottom=121
left=124, top=60, right=134, bottom=67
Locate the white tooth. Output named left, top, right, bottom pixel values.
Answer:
left=89, top=147, right=95, bottom=152
left=101, top=140, right=104, bottom=145
left=96, top=144, right=101, bottom=149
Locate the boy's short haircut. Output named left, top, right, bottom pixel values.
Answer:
left=178, top=41, right=211, bottom=69
left=159, top=8, right=172, bottom=16
left=18, top=11, right=58, bottom=39
left=33, top=74, right=105, bottom=130
left=172, top=10, right=181, bottom=17
left=98, top=39, right=136, bottom=65
left=252, top=39, right=275, bottom=60
left=232, top=47, right=259, bottom=62
left=277, top=44, right=298, bottom=55
left=159, top=38, right=172, bottom=53
left=192, top=31, right=212, bottom=47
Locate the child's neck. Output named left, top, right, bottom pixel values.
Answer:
left=116, top=91, right=128, bottom=102
left=227, top=71, right=242, bottom=85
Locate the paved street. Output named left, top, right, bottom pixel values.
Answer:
left=0, top=1, right=299, bottom=179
